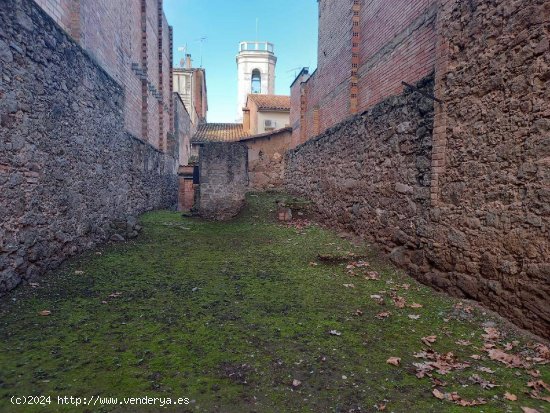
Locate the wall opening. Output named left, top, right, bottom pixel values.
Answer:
left=251, top=69, right=261, bottom=94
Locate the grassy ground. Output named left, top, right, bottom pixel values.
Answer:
left=0, top=193, right=548, bottom=413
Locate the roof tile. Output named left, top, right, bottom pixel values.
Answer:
left=247, top=94, right=290, bottom=111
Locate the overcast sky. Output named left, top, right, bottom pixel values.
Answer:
left=164, top=0, right=319, bottom=123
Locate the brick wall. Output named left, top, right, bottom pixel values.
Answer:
left=285, top=0, right=550, bottom=338
left=0, top=0, right=177, bottom=294
left=33, top=0, right=174, bottom=150
left=292, top=0, right=439, bottom=144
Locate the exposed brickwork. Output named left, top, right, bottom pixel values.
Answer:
left=292, top=0, right=439, bottom=144
left=286, top=0, right=550, bottom=338
left=34, top=0, right=174, bottom=150
left=0, top=0, right=177, bottom=294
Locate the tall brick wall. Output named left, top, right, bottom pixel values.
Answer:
left=285, top=0, right=550, bottom=338
left=291, top=0, right=439, bottom=145
left=33, top=0, right=174, bottom=150
left=0, top=0, right=177, bottom=294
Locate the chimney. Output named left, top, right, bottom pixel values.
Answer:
left=185, top=54, right=192, bottom=69
left=243, top=108, right=251, bottom=133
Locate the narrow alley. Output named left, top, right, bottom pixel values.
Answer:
left=1, top=194, right=548, bottom=412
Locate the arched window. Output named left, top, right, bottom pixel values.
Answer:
left=251, top=69, right=261, bottom=94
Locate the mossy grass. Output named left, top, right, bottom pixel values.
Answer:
left=0, top=193, right=548, bottom=412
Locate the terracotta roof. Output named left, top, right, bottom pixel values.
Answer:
left=192, top=123, right=250, bottom=143
left=247, top=94, right=290, bottom=111
left=239, top=127, right=292, bottom=142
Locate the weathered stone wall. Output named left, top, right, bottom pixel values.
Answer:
left=285, top=0, right=550, bottom=338
left=245, top=129, right=292, bottom=191
left=198, top=143, right=248, bottom=220
left=426, top=0, right=550, bottom=336
left=0, top=0, right=177, bottom=294
left=285, top=75, right=434, bottom=276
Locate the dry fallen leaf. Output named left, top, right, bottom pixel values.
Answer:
left=409, top=303, right=423, bottom=308
left=108, top=292, right=123, bottom=298
left=482, top=327, right=500, bottom=342
left=292, top=379, right=301, bottom=387
left=393, top=296, right=406, bottom=308
left=470, top=354, right=482, bottom=360
left=478, top=367, right=495, bottom=374
left=29, top=282, right=39, bottom=288
left=386, top=357, right=401, bottom=366
left=408, top=314, right=421, bottom=320
left=343, top=283, right=355, bottom=288
left=432, top=388, right=446, bottom=400
left=375, top=403, right=386, bottom=411
left=309, top=262, right=318, bottom=267
left=528, top=370, right=541, bottom=378
left=329, top=330, right=342, bottom=336
left=74, top=270, right=85, bottom=275
left=365, top=271, right=380, bottom=280
left=487, top=348, right=527, bottom=368
left=521, top=408, right=540, bottom=413
left=455, top=340, right=471, bottom=346
left=38, top=310, right=51, bottom=316
left=422, top=335, right=437, bottom=347
left=376, top=311, right=391, bottom=319
left=354, top=309, right=363, bottom=316
left=469, top=374, right=499, bottom=389
left=504, top=392, right=517, bottom=401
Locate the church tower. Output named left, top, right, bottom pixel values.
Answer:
left=236, top=41, right=277, bottom=121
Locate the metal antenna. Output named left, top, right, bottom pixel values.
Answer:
left=195, top=37, right=207, bottom=67
left=177, top=46, right=186, bottom=67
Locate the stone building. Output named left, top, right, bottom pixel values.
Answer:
left=236, top=41, right=277, bottom=121
left=34, top=0, right=175, bottom=152
left=285, top=0, right=550, bottom=337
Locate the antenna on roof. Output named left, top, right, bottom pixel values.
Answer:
left=177, top=45, right=187, bottom=67
left=195, top=37, right=207, bottom=67
left=287, top=66, right=303, bottom=78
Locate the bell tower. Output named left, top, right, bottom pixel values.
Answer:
left=236, top=41, right=277, bottom=121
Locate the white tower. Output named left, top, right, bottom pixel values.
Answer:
left=236, top=41, right=277, bottom=121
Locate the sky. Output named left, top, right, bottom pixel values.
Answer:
left=164, top=0, right=319, bottom=123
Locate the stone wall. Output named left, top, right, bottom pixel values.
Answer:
left=198, top=143, right=248, bottom=220
left=0, top=0, right=177, bottom=294
left=427, top=0, right=550, bottom=337
left=244, top=129, right=292, bottom=191
left=33, top=0, right=174, bottom=149
left=285, top=0, right=550, bottom=338
left=285, top=75, right=434, bottom=281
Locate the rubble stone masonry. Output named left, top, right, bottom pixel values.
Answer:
left=33, top=0, right=174, bottom=150
left=286, top=0, right=549, bottom=337
left=198, top=143, right=248, bottom=221
left=0, top=0, right=177, bottom=294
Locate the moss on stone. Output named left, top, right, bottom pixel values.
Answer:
left=0, top=193, right=547, bottom=412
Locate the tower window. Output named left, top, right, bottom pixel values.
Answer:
left=251, top=69, right=261, bottom=94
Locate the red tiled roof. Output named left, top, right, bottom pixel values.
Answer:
left=192, top=123, right=250, bottom=143
left=247, top=94, right=290, bottom=111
